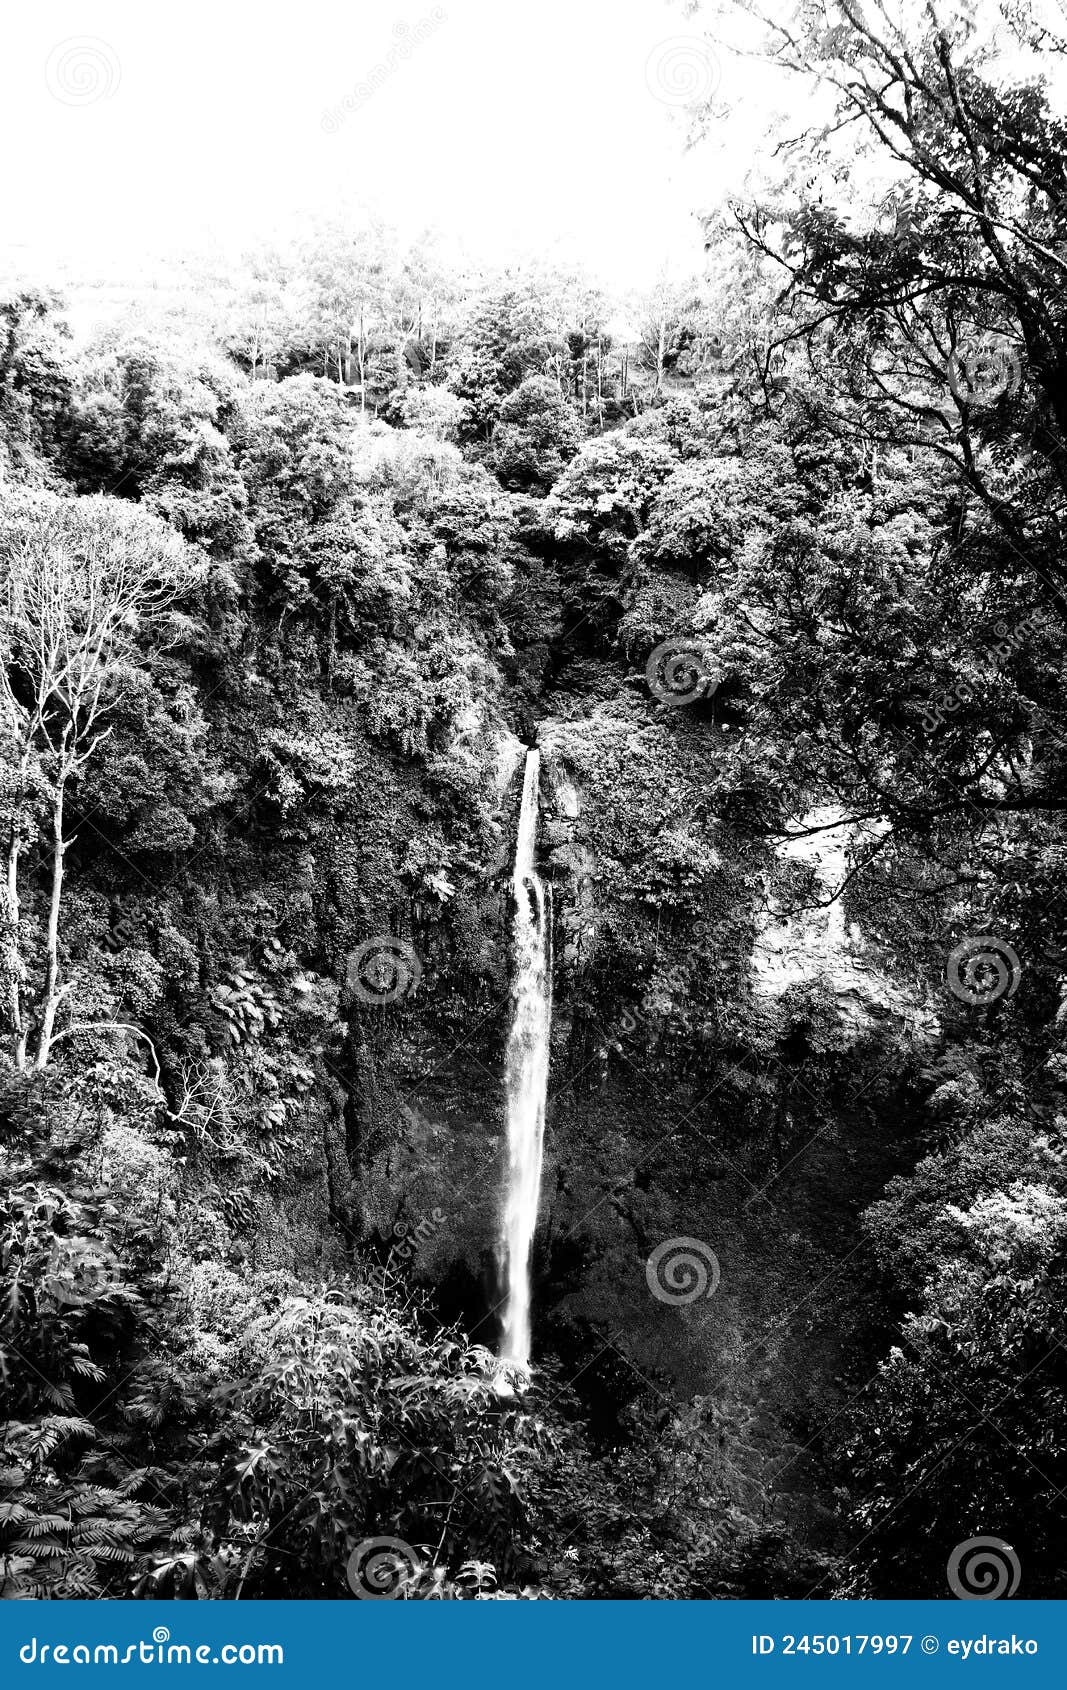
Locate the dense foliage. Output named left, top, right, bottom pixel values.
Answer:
left=1, top=1, right=1065, bottom=1599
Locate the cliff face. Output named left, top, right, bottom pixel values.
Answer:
left=340, top=644, right=937, bottom=1547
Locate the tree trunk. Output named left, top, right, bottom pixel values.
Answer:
left=326, top=601, right=337, bottom=689
left=35, top=772, right=69, bottom=1070
left=4, top=821, right=24, bottom=1067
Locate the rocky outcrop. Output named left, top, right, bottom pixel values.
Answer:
left=751, top=808, right=940, bottom=1043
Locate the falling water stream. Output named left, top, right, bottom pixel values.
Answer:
left=499, top=747, right=552, bottom=1371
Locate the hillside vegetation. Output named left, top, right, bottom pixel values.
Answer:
left=2, top=3, right=1067, bottom=1598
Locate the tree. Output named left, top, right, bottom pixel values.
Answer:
left=635, top=276, right=691, bottom=395
left=843, top=1173, right=1067, bottom=1596
left=0, top=491, right=196, bottom=1069
left=0, top=289, right=72, bottom=479
left=222, top=275, right=290, bottom=382
left=725, top=1, right=1067, bottom=597
left=490, top=375, right=581, bottom=492
left=67, top=335, right=254, bottom=577
left=396, top=384, right=466, bottom=441
left=555, top=274, right=612, bottom=422
left=396, top=232, right=463, bottom=377
left=447, top=283, right=562, bottom=442
left=659, top=3, right=1067, bottom=850
left=297, top=219, right=398, bottom=408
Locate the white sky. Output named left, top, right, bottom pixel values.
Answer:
left=0, top=0, right=803, bottom=293
left=6, top=3, right=1051, bottom=297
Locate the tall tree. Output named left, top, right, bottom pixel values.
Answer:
left=0, top=491, right=195, bottom=1068
left=723, top=1, right=1067, bottom=591
left=298, top=219, right=397, bottom=408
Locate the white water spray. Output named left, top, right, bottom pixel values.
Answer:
left=499, top=747, right=552, bottom=1371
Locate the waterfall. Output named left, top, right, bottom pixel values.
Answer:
left=499, top=747, right=552, bottom=1371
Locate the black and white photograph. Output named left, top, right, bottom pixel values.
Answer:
left=2, top=0, right=1067, bottom=1609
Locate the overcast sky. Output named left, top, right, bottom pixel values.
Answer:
left=8, top=3, right=1051, bottom=296
left=0, top=0, right=809, bottom=291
